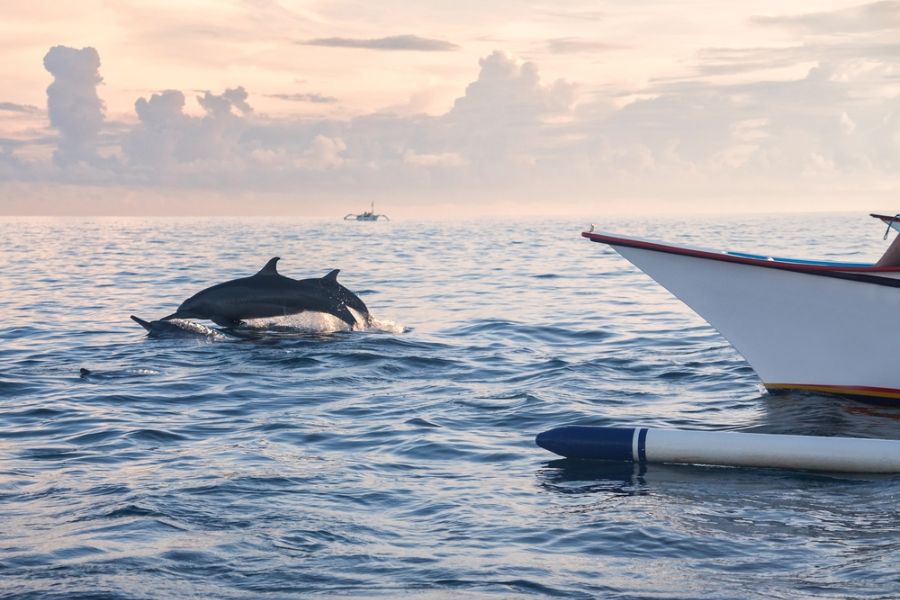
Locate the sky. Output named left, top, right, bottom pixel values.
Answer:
left=0, top=0, right=898, bottom=216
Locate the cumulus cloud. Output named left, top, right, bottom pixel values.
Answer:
left=582, top=60, right=900, bottom=182
left=42, top=45, right=105, bottom=166
left=656, top=1, right=900, bottom=183
left=449, top=51, right=573, bottom=121
left=300, top=35, right=459, bottom=51
left=437, top=51, right=573, bottom=175
left=124, top=87, right=252, bottom=179
left=197, top=87, right=252, bottom=116
left=4, top=35, right=900, bottom=213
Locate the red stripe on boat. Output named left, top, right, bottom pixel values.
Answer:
left=766, top=383, right=900, bottom=400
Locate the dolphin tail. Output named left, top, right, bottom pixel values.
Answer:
left=130, top=315, right=153, bottom=331
left=329, top=305, right=356, bottom=329
left=321, top=270, right=371, bottom=325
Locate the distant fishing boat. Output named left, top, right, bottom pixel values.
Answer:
left=344, top=201, right=390, bottom=222
left=583, top=224, right=900, bottom=402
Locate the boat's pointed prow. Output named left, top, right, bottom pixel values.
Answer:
left=582, top=227, right=900, bottom=404
left=871, top=212, right=900, bottom=235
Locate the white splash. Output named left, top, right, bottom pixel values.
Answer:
left=241, top=309, right=404, bottom=335
left=126, top=368, right=160, bottom=376
left=168, top=319, right=225, bottom=339
left=364, top=315, right=405, bottom=334
left=242, top=312, right=351, bottom=333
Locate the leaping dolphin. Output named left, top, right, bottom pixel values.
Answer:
left=162, top=257, right=370, bottom=328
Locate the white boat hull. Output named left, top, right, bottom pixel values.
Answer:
left=586, top=232, right=900, bottom=401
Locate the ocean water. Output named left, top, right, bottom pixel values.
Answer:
left=0, top=213, right=898, bottom=599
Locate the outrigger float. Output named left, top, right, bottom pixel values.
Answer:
left=537, top=426, right=900, bottom=473
left=582, top=214, right=900, bottom=403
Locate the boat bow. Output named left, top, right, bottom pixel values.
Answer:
left=583, top=230, right=900, bottom=401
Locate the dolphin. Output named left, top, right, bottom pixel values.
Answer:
left=130, top=315, right=222, bottom=338
left=162, top=257, right=370, bottom=328
left=80, top=366, right=159, bottom=379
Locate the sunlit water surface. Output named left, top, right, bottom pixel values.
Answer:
left=1, top=214, right=898, bottom=599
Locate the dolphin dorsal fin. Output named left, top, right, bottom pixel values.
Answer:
left=256, top=257, right=280, bottom=276
left=323, top=269, right=340, bottom=285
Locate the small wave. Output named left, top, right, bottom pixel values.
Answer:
left=127, top=428, right=189, bottom=443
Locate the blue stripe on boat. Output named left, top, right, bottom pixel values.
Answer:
left=725, top=251, right=870, bottom=268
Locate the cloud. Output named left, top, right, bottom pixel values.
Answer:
left=438, top=51, right=574, bottom=175
left=42, top=45, right=105, bottom=166
left=752, top=1, right=900, bottom=34
left=197, top=86, right=252, bottom=116
left=300, top=35, right=459, bottom=51
left=403, top=151, right=466, bottom=167
left=539, top=8, right=607, bottom=21
left=679, top=3, right=900, bottom=79
left=4, top=42, right=900, bottom=213
left=300, top=135, right=346, bottom=169
left=694, top=42, right=900, bottom=77
left=584, top=60, right=900, bottom=181
left=267, top=93, right=338, bottom=104
left=0, top=137, right=26, bottom=150
left=0, top=102, right=40, bottom=114
left=124, top=87, right=252, bottom=179
left=449, top=51, right=573, bottom=120
left=546, top=38, right=618, bottom=54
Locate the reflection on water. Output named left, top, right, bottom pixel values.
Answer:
left=754, top=391, right=900, bottom=438
left=0, top=213, right=898, bottom=598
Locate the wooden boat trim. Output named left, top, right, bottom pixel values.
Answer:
left=765, top=383, right=900, bottom=401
